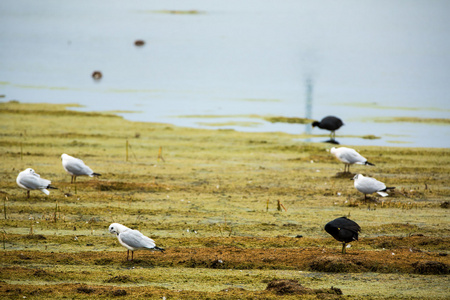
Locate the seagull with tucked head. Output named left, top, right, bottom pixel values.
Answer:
left=16, top=168, right=57, bottom=198
left=352, top=174, right=395, bottom=200
left=109, top=223, right=165, bottom=261
left=61, top=153, right=101, bottom=183
left=330, top=147, right=375, bottom=173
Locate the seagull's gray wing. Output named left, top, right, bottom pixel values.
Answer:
left=65, top=158, right=94, bottom=176
left=359, top=177, right=386, bottom=193
left=120, top=229, right=156, bottom=250
left=19, top=174, right=51, bottom=190
left=339, top=149, right=366, bottom=164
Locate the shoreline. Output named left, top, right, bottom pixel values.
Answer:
left=10, top=100, right=449, bottom=149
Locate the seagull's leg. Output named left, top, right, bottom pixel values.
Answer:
left=70, top=176, right=73, bottom=184
left=27, top=190, right=30, bottom=199
left=126, top=250, right=130, bottom=261
left=131, top=251, right=134, bottom=261
left=348, top=164, right=351, bottom=173
left=342, top=242, right=346, bottom=254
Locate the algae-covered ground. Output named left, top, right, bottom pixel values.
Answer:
left=0, top=101, right=449, bottom=299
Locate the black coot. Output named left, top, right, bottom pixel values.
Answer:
left=325, top=217, right=361, bottom=254
left=312, top=116, right=344, bottom=139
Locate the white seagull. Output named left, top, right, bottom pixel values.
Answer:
left=61, top=153, right=101, bottom=183
left=16, top=168, right=57, bottom=198
left=331, top=147, right=375, bottom=173
left=109, top=223, right=164, bottom=261
left=352, top=174, right=395, bottom=200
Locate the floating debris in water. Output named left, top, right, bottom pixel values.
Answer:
left=134, top=40, right=145, bottom=46
left=92, top=71, right=102, bottom=80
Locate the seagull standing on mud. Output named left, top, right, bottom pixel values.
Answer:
left=330, top=147, right=375, bottom=173
left=109, top=223, right=165, bottom=261
left=325, top=217, right=361, bottom=254
left=352, top=174, right=395, bottom=200
left=16, top=168, right=57, bottom=198
left=312, top=116, right=344, bottom=140
left=61, top=153, right=101, bottom=183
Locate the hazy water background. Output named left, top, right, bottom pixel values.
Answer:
left=1, top=0, right=449, bottom=148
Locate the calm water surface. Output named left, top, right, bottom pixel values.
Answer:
left=1, top=0, right=449, bottom=148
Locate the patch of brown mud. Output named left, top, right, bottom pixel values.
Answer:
left=91, top=180, right=166, bottom=192
left=104, top=275, right=138, bottom=283
left=412, top=261, right=449, bottom=275
left=3, top=240, right=449, bottom=275
left=309, top=256, right=362, bottom=273
left=333, top=172, right=355, bottom=179
left=266, top=279, right=342, bottom=298
left=441, top=201, right=450, bottom=209
left=266, top=279, right=310, bottom=294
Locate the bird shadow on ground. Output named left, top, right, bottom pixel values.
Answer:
left=333, top=172, right=355, bottom=179
left=360, top=196, right=382, bottom=203
left=120, top=259, right=156, bottom=268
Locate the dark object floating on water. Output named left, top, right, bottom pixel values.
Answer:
left=134, top=40, right=145, bottom=46
left=325, top=217, right=361, bottom=254
left=312, top=116, right=344, bottom=140
left=92, top=71, right=102, bottom=80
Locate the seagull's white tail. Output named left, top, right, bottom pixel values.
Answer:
left=377, top=191, right=388, bottom=197
left=41, top=189, right=50, bottom=195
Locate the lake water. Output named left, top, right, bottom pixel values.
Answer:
left=1, top=0, right=449, bottom=148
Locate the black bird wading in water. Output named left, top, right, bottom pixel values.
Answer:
left=325, top=217, right=361, bottom=254
left=312, top=116, right=344, bottom=140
